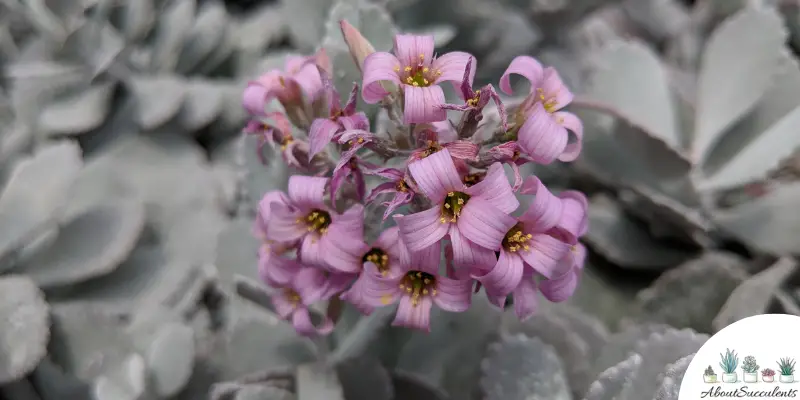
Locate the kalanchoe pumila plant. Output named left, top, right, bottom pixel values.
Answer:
left=242, top=21, right=587, bottom=335
left=763, top=368, right=776, bottom=377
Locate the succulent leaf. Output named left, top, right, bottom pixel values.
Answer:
left=653, top=353, right=694, bottom=400
left=583, top=353, right=641, bottom=400
left=145, top=322, right=196, bottom=397
left=0, top=275, right=50, bottom=384
left=127, top=75, right=187, bottom=130
left=39, top=82, right=117, bottom=137
left=148, top=0, right=196, bottom=73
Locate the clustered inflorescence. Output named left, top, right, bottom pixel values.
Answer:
left=241, top=21, right=587, bottom=335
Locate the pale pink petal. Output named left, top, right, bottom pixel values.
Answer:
left=338, top=112, right=370, bottom=131
left=403, top=85, right=446, bottom=124
left=541, top=67, right=573, bottom=110
left=360, top=264, right=404, bottom=307
left=518, top=176, right=563, bottom=232
left=321, top=272, right=356, bottom=299
left=457, top=198, right=517, bottom=250
left=555, top=111, right=583, bottom=162
left=377, top=227, right=412, bottom=269
left=382, top=192, right=414, bottom=220
left=300, top=234, right=325, bottom=267
left=308, top=118, right=342, bottom=159
left=258, top=190, right=290, bottom=223
left=395, top=207, right=450, bottom=252
left=517, top=103, right=569, bottom=165
left=556, top=191, right=588, bottom=244
left=448, top=224, right=497, bottom=268
left=287, top=175, right=329, bottom=209
left=431, top=51, right=475, bottom=90
left=392, top=295, right=433, bottom=332
left=333, top=204, right=365, bottom=238
left=393, top=34, right=435, bottom=68
left=443, top=140, right=479, bottom=160
left=407, top=147, right=464, bottom=203
left=517, top=234, right=571, bottom=279
left=342, top=82, right=360, bottom=115
left=433, top=277, right=472, bottom=312
left=362, top=52, right=402, bottom=104
left=485, top=290, right=508, bottom=310
left=464, top=162, right=519, bottom=214
left=364, top=166, right=405, bottom=180
left=293, top=267, right=328, bottom=304
left=365, top=182, right=397, bottom=203
left=321, top=228, right=368, bottom=274
left=330, top=163, right=351, bottom=202
left=352, top=166, right=366, bottom=201
left=266, top=203, right=306, bottom=242
left=243, top=83, right=270, bottom=115
left=410, top=240, right=442, bottom=275
left=270, top=292, right=296, bottom=319
left=539, top=270, right=578, bottom=303
left=499, top=55, right=545, bottom=96
left=432, top=120, right=458, bottom=143
left=473, top=250, right=524, bottom=297
left=513, top=275, right=539, bottom=321
left=292, top=62, right=324, bottom=101
left=572, top=242, right=587, bottom=269
left=340, top=275, right=376, bottom=315
left=259, top=252, right=300, bottom=287
left=510, top=162, right=523, bottom=192
left=292, top=307, right=334, bottom=336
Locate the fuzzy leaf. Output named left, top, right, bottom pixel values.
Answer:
left=176, top=1, right=228, bottom=73
left=145, top=322, right=195, bottom=397
left=692, top=5, right=787, bottom=161
left=481, top=335, right=570, bottom=400
left=713, top=257, right=797, bottom=332
left=697, top=55, right=800, bottom=191
left=329, top=306, right=396, bottom=364
left=390, top=371, right=449, bottom=400
left=121, top=0, right=155, bottom=41
left=216, top=219, right=262, bottom=287
left=0, top=275, right=50, bottom=384
left=62, top=20, right=125, bottom=76
left=297, top=363, right=345, bottom=400
left=406, top=25, right=457, bottom=47
left=92, top=354, right=147, bottom=400
left=0, top=141, right=82, bottom=267
left=586, top=39, right=681, bottom=150
left=712, top=182, right=800, bottom=254
left=617, top=185, right=710, bottom=246
left=336, top=357, right=393, bottom=400
left=149, top=0, right=196, bottom=72
left=128, top=75, right=187, bottom=130
left=593, top=323, right=672, bottom=376
left=635, top=252, right=749, bottom=334
left=234, top=4, right=285, bottom=52
left=39, top=82, right=116, bottom=136
left=654, top=353, right=694, bottom=400
left=285, top=0, right=334, bottom=50
left=12, top=200, right=145, bottom=290
left=584, top=195, right=696, bottom=269
left=584, top=354, right=642, bottom=400
left=178, top=79, right=224, bottom=131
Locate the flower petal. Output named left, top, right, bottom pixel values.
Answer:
left=365, top=181, right=397, bottom=204
left=293, top=267, right=328, bottom=304
left=308, top=118, right=342, bottom=159
left=392, top=295, right=433, bottom=332
left=362, top=52, right=402, bottom=104
left=457, top=198, right=517, bottom=250
left=517, top=234, right=570, bottom=279
left=555, top=111, right=583, bottom=162
left=512, top=274, right=539, bottom=321
left=464, top=162, right=519, bottom=214
left=432, top=51, right=475, bottom=92
left=473, top=249, right=524, bottom=297
left=403, top=85, right=447, bottom=124
left=338, top=112, right=370, bottom=131
left=340, top=275, right=376, bottom=315
left=292, top=307, right=334, bottom=336
left=518, top=176, right=563, bottom=232
left=360, top=263, right=404, bottom=307
left=541, top=67, right=573, bottom=110
left=395, top=207, right=450, bottom=252
left=288, top=175, right=329, bottom=210
left=407, top=147, right=464, bottom=203
left=433, top=276, right=472, bottom=312
left=321, top=227, right=368, bottom=274
left=364, top=166, right=405, bottom=180
left=556, top=191, right=589, bottom=243
left=266, top=202, right=306, bottom=243
left=291, top=61, right=324, bottom=101
left=499, top=55, right=545, bottom=96
left=300, top=234, right=326, bottom=267
left=243, top=83, right=270, bottom=116
left=381, top=227, right=413, bottom=269
left=571, top=242, right=588, bottom=270
left=539, top=270, right=578, bottom=303
left=270, top=291, right=296, bottom=319
left=382, top=191, right=414, bottom=221
left=517, top=103, right=569, bottom=165
left=259, top=251, right=300, bottom=287
left=448, top=224, right=497, bottom=269
left=334, top=204, right=365, bottom=238
left=443, top=140, right=479, bottom=160
left=393, top=34, right=435, bottom=68
left=409, top=240, right=442, bottom=275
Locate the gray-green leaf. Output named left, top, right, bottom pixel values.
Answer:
left=39, top=82, right=117, bottom=136
left=128, top=75, right=187, bottom=130
left=149, top=0, right=196, bottom=72
left=481, top=335, right=570, bottom=400
left=0, top=275, right=50, bottom=384
left=146, top=322, right=196, bottom=397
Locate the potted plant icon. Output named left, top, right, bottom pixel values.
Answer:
left=762, top=368, right=776, bottom=383
left=704, top=366, right=718, bottom=383
left=720, top=349, right=740, bottom=383
left=743, top=356, right=760, bottom=383
left=778, top=358, right=796, bottom=383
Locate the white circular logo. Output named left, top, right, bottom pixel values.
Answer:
left=680, top=314, right=800, bottom=399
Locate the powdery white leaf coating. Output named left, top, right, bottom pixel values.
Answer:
left=128, top=75, right=187, bottom=130
left=335, top=357, right=394, bottom=400
left=284, top=0, right=334, bottom=50
left=296, top=363, right=345, bottom=400
left=13, top=200, right=146, bottom=290
left=712, top=182, right=800, bottom=254
left=0, top=141, right=82, bottom=266
left=584, top=353, right=642, bottom=400
left=145, top=322, right=196, bottom=397
left=233, top=4, right=285, bottom=52
left=92, top=353, right=147, bottom=400
left=0, top=275, right=50, bottom=384
left=653, top=353, right=694, bottom=400
left=480, top=334, right=571, bottom=400
left=584, top=195, right=695, bottom=269
left=587, top=40, right=682, bottom=150
left=693, top=5, right=787, bottom=162
left=147, top=0, right=196, bottom=72
left=176, top=2, right=228, bottom=73
left=121, top=0, right=155, bottom=41
left=593, top=323, right=672, bottom=377
left=39, top=82, right=116, bottom=136
left=712, top=257, right=797, bottom=332
left=178, top=79, right=225, bottom=131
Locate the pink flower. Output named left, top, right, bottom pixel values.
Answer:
left=441, top=57, right=508, bottom=133
left=539, top=242, right=586, bottom=303
left=266, top=176, right=364, bottom=269
left=473, top=177, right=583, bottom=303
left=364, top=167, right=416, bottom=220
left=243, top=55, right=324, bottom=116
left=499, top=56, right=583, bottom=164
left=395, top=148, right=519, bottom=268
left=362, top=34, right=475, bottom=124
left=357, top=242, right=473, bottom=331
left=255, top=191, right=300, bottom=285
left=486, top=141, right=530, bottom=191
left=270, top=266, right=335, bottom=336
left=307, top=82, right=370, bottom=160
left=407, top=129, right=478, bottom=163
left=331, top=157, right=368, bottom=203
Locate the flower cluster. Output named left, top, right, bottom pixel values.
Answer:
left=242, top=22, right=587, bottom=335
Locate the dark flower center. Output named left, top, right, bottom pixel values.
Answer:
left=396, top=179, right=409, bottom=192
left=284, top=288, right=301, bottom=306
left=394, top=54, right=443, bottom=88
left=502, top=223, right=532, bottom=252
left=441, top=191, right=470, bottom=223
left=362, top=248, right=390, bottom=275
left=399, top=270, right=437, bottom=306
left=303, top=209, right=332, bottom=234
left=462, top=172, right=485, bottom=187
left=420, top=140, right=442, bottom=159
left=466, top=89, right=481, bottom=107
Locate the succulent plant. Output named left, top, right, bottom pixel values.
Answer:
left=704, top=365, right=715, bottom=376
left=743, top=355, right=759, bottom=373
left=762, top=368, right=776, bottom=377
left=778, top=357, right=796, bottom=376
left=719, top=348, right=739, bottom=374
